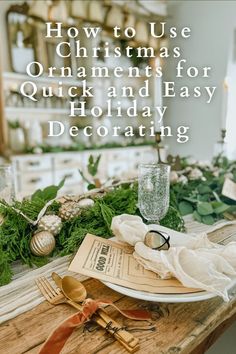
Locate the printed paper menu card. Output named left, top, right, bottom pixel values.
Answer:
left=69, top=234, right=200, bottom=294
left=222, top=178, right=236, bottom=201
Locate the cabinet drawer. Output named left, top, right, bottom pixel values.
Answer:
left=109, top=150, right=130, bottom=161
left=141, top=151, right=156, bottom=164
left=55, top=169, right=81, bottom=186
left=54, top=155, right=83, bottom=169
left=127, top=149, right=142, bottom=160
left=19, top=172, right=53, bottom=192
left=127, top=151, right=143, bottom=169
left=107, top=161, right=129, bottom=178
left=58, top=183, right=84, bottom=197
left=17, top=156, right=52, bottom=172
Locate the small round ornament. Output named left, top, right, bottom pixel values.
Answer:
left=30, top=231, right=55, bottom=256
left=38, top=215, right=62, bottom=236
left=77, top=198, right=95, bottom=209
left=144, top=230, right=170, bottom=251
left=59, top=201, right=81, bottom=221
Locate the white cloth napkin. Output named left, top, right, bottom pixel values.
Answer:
left=111, top=214, right=148, bottom=246
left=111, top=215, right=236, bottom=301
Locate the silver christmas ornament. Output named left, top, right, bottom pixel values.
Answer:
left=38, top=215, right=62, bottom=236
left=144, top=230, right=170, bottom=251
left=59, top=201, right=81, bottom=221
left=77, top=198, right=95, bottom=209
left=30, top=231, right=55, bottom=256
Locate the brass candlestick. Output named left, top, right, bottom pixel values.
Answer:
left=220, top=129, right=226, bottom=143
left=155, top=132, right=163, bottom=163
left=214, top=129, right=227, bottom=156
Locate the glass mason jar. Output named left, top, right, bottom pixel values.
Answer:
left=138, top=163, right=170, bottom=224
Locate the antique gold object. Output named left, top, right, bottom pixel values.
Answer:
left=30, top=231, right=55, bottom=256
left=52, top=273, right=140, bottom=351
left=144, top=230, right=170, bottom=250
left=62, top=276, right=87, bottom=303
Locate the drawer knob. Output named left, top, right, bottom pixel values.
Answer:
left=64, top=174, right=73, bottom=179
left=28, top=161, right=40, bottom=166
left=63, top=159, right=72, bottom=164
left=29, top=178, right=41, bottom=183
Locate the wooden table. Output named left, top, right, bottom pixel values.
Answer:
left=0, top=278, right=235, bottom=354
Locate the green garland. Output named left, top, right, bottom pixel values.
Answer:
left=0, top=182, right=183, bottom=286
left=25, top=141, right=155, bottom=154
left=1, top=154, right=236, bottom=287
left=170, top=155, right=236, bottom=224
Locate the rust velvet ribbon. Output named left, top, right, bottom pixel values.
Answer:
left=39, top=299, right=151, bottom=354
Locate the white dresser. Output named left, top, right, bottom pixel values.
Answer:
left=11, top=145, right=159, bottom=199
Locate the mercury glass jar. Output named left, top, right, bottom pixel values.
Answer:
left=138, top=163, right=170, bottom=224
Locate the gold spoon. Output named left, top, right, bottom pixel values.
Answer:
left=62, top=276, right=87, bottom=302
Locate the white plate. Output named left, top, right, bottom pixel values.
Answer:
left=102, top=281, right=216, bottom=303
left=102, top=228, right=236, bottom=303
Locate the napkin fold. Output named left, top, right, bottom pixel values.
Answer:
left=111, top=214, right=148, bottom=246
left=111, top=215, right=236, bottom=301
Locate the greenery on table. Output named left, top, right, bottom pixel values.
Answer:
left=0, top=181, right=183, bottom=286
left=0, top=153, right=236, bottom=286
left=170, top=155, right=236, bottom=225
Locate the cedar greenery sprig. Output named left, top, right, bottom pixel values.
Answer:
left=0, top=181, right=184, bottom=286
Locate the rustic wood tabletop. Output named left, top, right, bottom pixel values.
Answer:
left=0, top=277, right=235, bottom=354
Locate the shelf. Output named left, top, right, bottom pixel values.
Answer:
left=10, top=144, right=155, bottom=158
left=5, top=106, right=154, bottom=119
left=3, top=72, right=92, bottom=87
left=5, top=107, right=91, bottom=116
left=5, top=107, right=71, bottom=115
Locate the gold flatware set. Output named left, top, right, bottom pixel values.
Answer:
left=36, top=273, right=140, bottom=353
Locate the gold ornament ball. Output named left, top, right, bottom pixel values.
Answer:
left=30, top=231, right=56, bottom=256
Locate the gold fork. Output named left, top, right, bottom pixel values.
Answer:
left=35, top=277, right=139, bottom=353
left=36, top=277, right=82, bottom=309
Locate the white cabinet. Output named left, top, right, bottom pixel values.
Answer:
left=11, top=145, right=158, bottom=199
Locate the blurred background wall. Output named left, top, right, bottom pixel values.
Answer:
left=165, top=0, right=236, bottom=160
